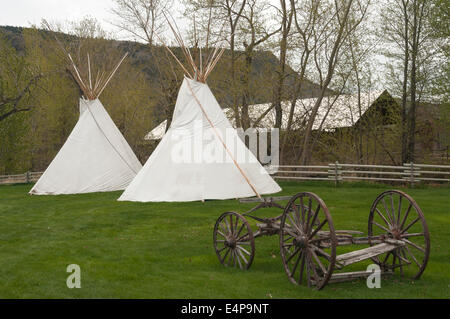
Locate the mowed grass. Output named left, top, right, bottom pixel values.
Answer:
left=0, top=181, right=448, bottom=299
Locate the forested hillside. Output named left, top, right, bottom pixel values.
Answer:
left=0, top=25, right=326, bottom=174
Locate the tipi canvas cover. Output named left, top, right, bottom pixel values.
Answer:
left=30, top=98, right=142, bottom=195
left=119, top=77, right=281, bottom=202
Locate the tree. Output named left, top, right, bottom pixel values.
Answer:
left=430, top=0, right=449, bottom=99
left=279, top=0, right=322, bottom=162
left=272, top=0, right=294, bottom=130
left=111, top=0, right=180, bottom=131
left=0, top=32, right=42, bottom=174
left=111, top=0, right=172, bottom=46
left=381, top=0, right=435, bottom=163
left=238, top=0, right=279, bottom=129
left=185, top=0, right=248, bottom=126
left=0, top=34, right=42, bottom=122
left=298, top=0, right=370, bottom=165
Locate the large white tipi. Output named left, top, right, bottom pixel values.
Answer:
left=30, top=52, right=142, bottom=195
left=119, top=19, right=280, bottom=202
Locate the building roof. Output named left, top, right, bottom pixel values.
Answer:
left=145, top=91, right=385, bottom=140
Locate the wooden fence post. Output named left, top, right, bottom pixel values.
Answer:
left=410, top=162, right=415, bottom=188
left=334, top=161, right=339, bottom=187
left=26, top=171, right=30, bottom=183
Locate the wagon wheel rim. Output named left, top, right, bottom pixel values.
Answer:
left=368, top=190, right=430, bottom=279
left=213, top=212, right=255, bottom=270
left=279, top=192, right=336, bottom=290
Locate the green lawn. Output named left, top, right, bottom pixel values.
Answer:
left=0, top=181, right=448, bottom=299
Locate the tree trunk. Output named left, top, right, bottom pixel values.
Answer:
left=401, top=0, right=410, bottom=164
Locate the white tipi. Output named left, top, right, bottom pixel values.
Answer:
left=118, top=18, right=281, bottom=202
left=30, top=53, right=142, bottom=195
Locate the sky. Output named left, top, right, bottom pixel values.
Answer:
left=0, top=0, right=389, bottom=90
left=0, top=0, right=118, bottom=32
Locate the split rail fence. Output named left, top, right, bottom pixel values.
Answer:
left=0, top=172, right=43, bottom=185
left=0, top=163, right=449, bottom=186
left=270, top=162, right=450, bottom=186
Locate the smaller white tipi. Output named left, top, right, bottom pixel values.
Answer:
left=30, top=52, right=142, bottom=195
left=118, top=17, right=281, bottom=202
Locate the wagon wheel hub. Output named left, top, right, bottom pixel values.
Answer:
left=225, top=237, right=237, bottom=249
left=293, top=235, right=308, bottom=249
left=391, top=229, right=402, bottom=240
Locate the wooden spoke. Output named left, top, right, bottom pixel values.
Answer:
left=235, top=223, right=245, bottom=239
left=233, top=214, right=239, bottom=236
left=308, top=252, right=320, bottom=285
left=291, top=251, right=302, bottom=277
left=213, top=212, right=255, bottom=270
left=229, top=214, right=234, bottom=236
left=308, top=204, right=321, bottom=236
left=397, top=248, right=411, bottom=264
left=390, top=194, right=396, bottom=225
left=236, top=241, right=251, bottom=246
left=300, top=196, right=305, bottom=224
left=375, top=208, right=392, bottom=228
left=280, top=192, right=336, bottom=290
left=369, top=190, right=430, bottom=280
left=398, top=248, right=406, bottom=276
left=217, top=246, right=227, bottom=254
left=224, top=218, right=231, bottom=234
left=291, top=202, right=301, bottom=226
left=305, top=197, right=312, bottom=233
left=231, top=249, right=236, bottom=267
left=235, top=250, right=243, bottom=269
left=382, top=197, right=394, bottom=225
left=397, top=195, right=402, bottom=227
left=298, top=252, right=306, bottom=285
left=310, top=248, right=327, bottom=274
left=219, top=223, right=228, bottom=235
left=401, top=232, right=424, bottom=238
left=305, top=255, right=311, bottom=287
left=220, top=247, right=230, bottom=264
left=309, top=219, right=328, bottom=240
left=372, top=221, right=391, bottom=233
left=287, top=213, right=302, bottom=234
left=217, top=230, right=227, bottom=238
left=382, top=251, right=393, bottom=265
left=236, top=232, right=250, bottom=242
left=403, top=238, right=425, bottom=253
left=237, top=245, right=251, bottom=256
left=237, top=248, right=248, bottom=264
left=401, top=217, right=421, bottom=234
left=400, top=203, right=412, bottom=229
left=283, top=234, right=294, bottom=242
left=286, top=247, right=301, bottom=264
left=403, top=244, right=421, bottom=268
left=392, top=252, right=397, bottom=271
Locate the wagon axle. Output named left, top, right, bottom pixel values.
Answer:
left=213, top=190, right=430, bottom=290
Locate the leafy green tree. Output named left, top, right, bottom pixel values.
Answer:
left=0, top=33, right=42, bottom=122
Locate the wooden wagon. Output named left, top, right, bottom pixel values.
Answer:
left=213, top=190, right=430, bottom=290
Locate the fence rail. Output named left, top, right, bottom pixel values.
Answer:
left=270, top=162, right=450, bottom=186
left=0, top=172, right=43, bottom=185
left=1, top=163, right=449, bottom=186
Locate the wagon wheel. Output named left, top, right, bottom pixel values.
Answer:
left=368, top=190, right=430, bottom=279
left=279, top=192, right=337, bottom=290
left=213, top=212, right=255, bottom=270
